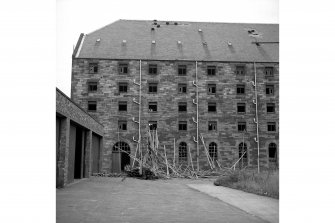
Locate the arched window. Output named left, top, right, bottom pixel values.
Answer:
left=238, top=142, right=248, bottom=167
left=179, top=142, right=187, bottom=162
left=269, top=143, right=277, bottom=162
left=209, top=142, right=218, bottom=161
left=113, top=141, right=130, bottom=153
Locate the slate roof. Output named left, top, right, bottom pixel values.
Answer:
left=76, top=19, right=279, bottom=62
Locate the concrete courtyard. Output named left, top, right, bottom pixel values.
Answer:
left=57, top=177, right=269, bottom=223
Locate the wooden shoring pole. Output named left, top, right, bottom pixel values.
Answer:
left=132, top=143, right=139, bottom=168
left=188, top=146, right=194, bottom=172
left=200, top=135, right=214, bottom=169
left=173, top=138, right=176, bottom=168
left=163, top=145, right=169, bottom=177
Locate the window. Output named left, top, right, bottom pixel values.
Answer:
left=267, top=122, right=276, bottom=132
left=112, top=142, right=130, bottom=153
left=88, top=101, right=97, bottom=112
left=88, top=82, right=98, bottom=92
left=208, top=102, right=216, bottom=112
left=266, top=84, right=274, bottom=95
left=209, top=142, right=218, bottom=161
left=268, top=143, right=277, bottom=162
left=178, top=102, right=187, bottom=112
left=118, top=120, right=127, bottom=131
left=178, top=65, right=187, bottom=76
left=238, top=143, right=248, bottom=167
left=207, top=66, right=216, bottom=75
left=265, top=67, right=274, bottom=77
left=118, top=101, right=127, bottom=112
left=235, top=65, right=245, bottom=75
left=148, top=102, right=157, bottom=112
left=236, top=84, right=245, bottom=95
left=89, top=63, right=98, bottom=73
left=179, top=142, right=187, bottom=162
left=179, top=121, right=187, bottom=131
left=149, top=64, right=158, bottom=75
left=237, top=103, right=246, bottom=113
left=149, top=121, right=157, bottom=130
left=238, top=122, right=246, bottom=132
left=118, top=82, right=128, bottom=93
left=118, top=63, right=128, bottom=74
left=178, top=83, right=187, bottom=93
left=267, top=103, right=275, bottom=113
left=148, top=83, right=158, bottom=93
left=208, top=121, right=217, bottom=131
left=208, top=84, right=216, bottom=94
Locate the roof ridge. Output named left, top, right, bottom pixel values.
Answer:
left=118, top=19, right=279, bottom=25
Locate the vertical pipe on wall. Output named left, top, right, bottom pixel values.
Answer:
left=196, top=61, right=199, bottom=172
left=139, top=60, right=142, bottom=174
left=254, top=62, right=260, bottom=173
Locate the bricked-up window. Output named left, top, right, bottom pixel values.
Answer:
left=118, top=82, right=128, bottom=93
left=118, top=120, right=127, bottom=131
left=179, top=121, right=187, bottom=131
left=88, top=101, right=97, bottom=112
left=236, top=84, right=245, bottom=95
left=208, top=84, right=216, bottom=94
left=207, top=66, right=216, bottom=75
left=178, top=83, right=187, bottom=93
left=148, top=83, right=158, bottom=93
left=267, top=122, right=276, bottom=132
left=118, top=63, right=128, bottom=74
left=235, top=65, right=245, bottom=75
left=269, top=143, right=277, bottom=162
left=89, top=63, right=98, bottom=73
left=208, top=102, right=217, bottom=112
left=266, top=84, right=274, bottom=95
left=88, top=82, right=98, bottom=92
left=178, top=102, right=187, bottom=112
left=267, top=103, right=275, bottom=113
left=118, top=101, right=127, bottom=112
left=148, top=102, right=157, bottom=112
left=149, top=64, right=158, bottom=75
left=237, top=103, right=246, bottom=113
left=208, top=121, right=217, bottom=131
left=149, top=121, right=157, bottom=130
left=238, top=121, right=247, bottom=132
left=265, top=67, right=274, bottom=77
left=209, top=142, right=218, bottom=161
left=179, top=142, right=188, bottom=162
left=178, top=65, right=187, bottom=76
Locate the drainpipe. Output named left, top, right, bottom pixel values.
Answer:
left=253, top=62, right=260, bottom=173
left=139, top=60, right=142, bottom=174
left=194, top=61, right=199, bottom=171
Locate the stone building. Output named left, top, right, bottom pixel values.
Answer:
left=70, top=20, right=279, bottom=173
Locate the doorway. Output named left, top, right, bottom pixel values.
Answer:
left=111, top=142, right=131, bottom=173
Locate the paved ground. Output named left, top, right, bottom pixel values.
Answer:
left=188, top=184, right=279, bottom=223
left=57, top=177, right=267, bottom=223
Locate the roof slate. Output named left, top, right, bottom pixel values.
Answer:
left=77, top=20, right=279, bottom=62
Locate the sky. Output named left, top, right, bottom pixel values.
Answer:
left=57, top=0, right=279, bottom=96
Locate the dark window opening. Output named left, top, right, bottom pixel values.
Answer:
left=238, top=142, right=248, bottom=167
left=207, top=66, right=216, bottom=75
left=267, top=103, right=275, bottom=113
left=119, top=82, right=128, bottom=93
left=148, top=102, right=157, bottom=112
left=149, top=64, right=158, bottom=75
left=119, top=101, right=127, bottom=112
left=178, top=102, right=187, bottom=112
left=238, top=122, right=246, bottom=132
left=208, top=121, right=217, bottom=131
left=267, top=122, right=276, bottom=132
left=237, top=103, right=246, bottom=113
left=269, top=143, right=277, bottom=162
left=88, top=82, right=98, bottom=92
left=178, top=65, right=187, bottom=76
left=266, top=85, right=274, bottom=95
left=148, top=83, right=158, bottom=93
left=208, top=84, right=216, bottom=94
left=178, top=83, right=187, bottom=93
left=118, top=63, right=128, bottom=74
left=237, top=84, right=245, bottom=95
left=235, top=65, right=245, bottom=75
left=118, top=120, right=127, bottom=131
left=88, top=101, right=97, bottom=112
left=209, top=142, right=218, bottom=161
left=208, top=102, right=217, bottom=112
left=179, top=121, right=187, bottom=131
left=89, top=63, right=98, bottom=73
left=179, top=142, right=187, bottom=162
left=149, top=121, right=157, bottom=130
left=265, top=67, right=274, bottom=77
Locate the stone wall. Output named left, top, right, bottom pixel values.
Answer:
left=71, top=59, right=279, bottom=172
